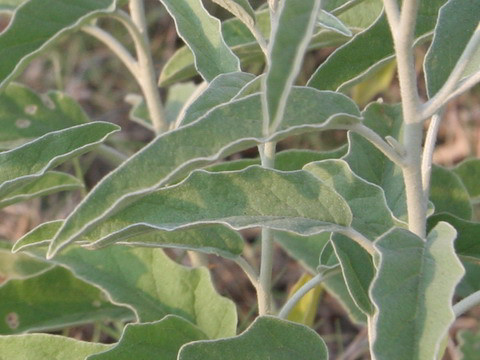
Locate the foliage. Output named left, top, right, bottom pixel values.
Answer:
left=0, top=0, right=479, bottom=359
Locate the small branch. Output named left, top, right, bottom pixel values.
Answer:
left=382, top=0, right=401, bottom=33
left=446, top=71, right=480, bottom=102
left=454, top=290, right=480, bottom=317
left=96, top=144, right=129, bottom=166
left=82, top=25, right=138, bottom=78
left=128, top=0, right=167, bottom=134
left=349, top=123, right=406, bottom=166
left=337, top=228, right=376, bottom=256
left=422, top=24, right=480, bottom=120
left=233, top=256, right=260, bottom=290
left=421, top=111, right=443, bottom=200
left=278, top=273, right=324, bottom=319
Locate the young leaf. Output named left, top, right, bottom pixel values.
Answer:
left=211, top=0, right=256, bottom=28
left=0, top=122, right=119, bottom=200
left=0, top=266, right=132, bottom=334
left=370, top=223, right=465, bottom=360
left=308, top=0, right=447, bottom=91
left=424, top=0, right=480, bottom=97
left=28, top=246, right=238, bottom=339
left=46, top=88, right=361, bottom=257
left=178, top=316, right=328, bottom=360
left=0, top=83, right=89, bottom=148
left=179, top=72, right=255, bottom=126
left=0, top=172, right=82, bottom=209
left=453, top=158, right=480, bottom=201
left=0, top=0, right=117, bottom=91
left=158, top=0, right=240, bottom=82
left=87, top=315, right=207, bottom=360
left=0, top=334, right=111, bottom=359
left=263, top=0, right=321, bottom=131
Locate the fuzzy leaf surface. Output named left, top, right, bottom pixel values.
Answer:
left=0, top=83, right=88, bottom=148
left=370, top=223, right=464, bottom=360
left=158, top=0, right=240, bottom=82
left=424, top=0, right=480, bottom=97
left=0, top=334, right=110, bottom=359
left=46, top=88, right=361, bottom=257
left=453, top=158, right=480, bottom=201
left=0, top=266, right=131, bottom=334
left=264, top=0, right=321, bottom=129
left=26, top=246, right=237, bottom=339
left=179, top=316, right=328, bottom=360
left=0, top=171, right=82, bottom=209
left=308, top=0, right=447, bottom=91
left=87, top=315, right=207, bottom=360
left=0, top=241, right=51, bottom=282
left=0, top=0, right=117, bottom=91
left=0, top=122, right=119, bottom=201
left=211, top=0, right=255, bottom=28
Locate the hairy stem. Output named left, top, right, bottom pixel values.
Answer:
left=82, top=25, right=138, bottom=78
left=389, top=0, right=426, bottom=238
left=95, top=144, right=129, bottom=166
left=278, top=273, right=324, bottom=319
left=453, top=290, right=480, bottom=317
left=129, top=0, right=167, bottom=134
left=421, top=112, right=442, bottom=200
left=257, top=141, right=277, bottom=315
left=234, top=256, right=260, bottom=290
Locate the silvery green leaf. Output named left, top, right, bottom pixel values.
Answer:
left=211, top=0, right=256, bottom=28
left=317, top=9, right=352, bottom=37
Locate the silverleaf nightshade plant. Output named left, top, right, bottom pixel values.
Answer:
left=0, top=0, right=479, bottom=359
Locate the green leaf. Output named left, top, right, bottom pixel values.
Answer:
left=178, top=316, right=328, bottom=360
left=211, top=0, right=256, bottom=28
left=159, top=9, right=349, bottom=86
left=0, top=122, right=119, bottom=201
left=428, top=213, right=480, bottom=263
left=335, top=0, right=383, bottom=30
left=0, top=0, right=117, bottom=91
left=457, top=329, right=480, bottom=360
left=264, top=0, right=321, bottom=130
left=158, top=0, right=240, bottom=82
left=0, top=266, right=131, bottom=334
left=46, top=88, right=361, bottom=257
left=308, top=0, right=447, bottom=91
left=14, top=221, right=244, bottom=259
left=424, top=0, right=480, bottom=97
left=370, top=223, right=465, bottom=360
left=70, top=166, right=352, bottom=250
left=87, top=315, right=207, bottom=360
left=0, top=334, right=111, bottom=359
left=343, top=103, right=406, bottom=222
left=0, top=171, right=82, bottom=209
left=0, top=83, right=89, bottom=149
left=317, top=10, right=352, bottom=37
left=0, top=242, right=51, bottom=282
left=28, top=246, right=237, bottom=339
left=453, top=158, right=480, bottom=201
left=179, top=72, right=255, bottom=126
left=430, top=166, right=472, bottom=220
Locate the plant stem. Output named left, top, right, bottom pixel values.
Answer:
left=421, top=112, right=442, bottom=200
left=337, top=228, right=376, bottom=256
left=278, top=272, right=326, bottom=319
left=422, top=24, right=480, bottom=120
left=95, top=144, right=128, bottom=166
left=389, top=0, right=426, bottom=238
left=446, top=71, right=480, bottom=102
left=453, top=290, right=480, bottom=317
left=382, top=0, right=400, bottom=33
left=349, top=123, right=406, bottom=166
left=268, top=0, right=279, bottom=14
left=128, top=0, right=167, bottom=134
left=234, top=256, right=260, bottom=290
left=187, top=251, right=209, bottom=267
left=257, top=141, right=277, bottom=316
left=82, top=25, right=138, bottom=78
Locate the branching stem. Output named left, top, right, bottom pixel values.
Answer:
left=128, top=0, right=167, bottom=134
left=421, top=111, right=443, bottom=200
